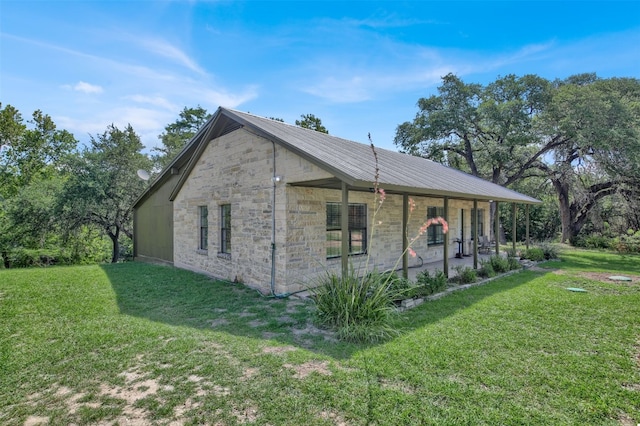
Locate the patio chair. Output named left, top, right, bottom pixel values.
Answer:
left=478, top=235, right=492, bottom=254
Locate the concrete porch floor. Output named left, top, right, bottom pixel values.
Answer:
left=402, top=252, right=501, bottom=281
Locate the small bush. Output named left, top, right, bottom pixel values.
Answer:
left=538, top=242, right=559, bottom=260
left=489, top=255, right=510, bottom=273
left=612, top=230, right=640, bottom=254
left=581, top=235, right=611, bottom=249
left=523, top=247, right=545, bottom=262
left=415, top=269, right=448, bottom=296
left=452, top=265, right=477, bottom=284
left=507, top=256, right=522, bottom=271
left=312, top=269, right=398, bottom=343
left=477, top=259, right=496, bottom=278
left=505, top=248, right=518, bottom=258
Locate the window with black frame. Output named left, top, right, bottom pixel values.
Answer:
left=326, top=202, right=367, bottom=258
left=199, top=206, right=208, bottom=250
left=220, top=204, right=231, bottom=254
left=426, top=206, right=445, bottom=245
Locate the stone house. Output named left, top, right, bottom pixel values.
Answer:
left=133, top=107, right=539, bottom=295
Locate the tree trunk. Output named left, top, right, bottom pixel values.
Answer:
left=108, top=226, right=120, bottom=263
left=554, top=180, right=573, bottom=243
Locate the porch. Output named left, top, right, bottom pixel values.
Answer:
left=402, top=251, right=500, bottom=282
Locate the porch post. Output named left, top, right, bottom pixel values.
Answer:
left=443, top=196, right=449, bottom=278
left=341, top=181, right=349, bottom=278
left=402, top=193, right=409, bottom=279
left=526, top=204, right=530, bottom=249
left=473, top=199, right=478, bottom=269
left=494, top=201, right=500, bottom=255
left=512, top=203, right=517, bottom=252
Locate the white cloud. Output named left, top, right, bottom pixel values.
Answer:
left=61, top=81, right=104, bottom=94
left=136, top=37, right=206, bottom=75
left=198, top=85, right=260, bottom=108
left=74, top=81, right=103, bottom=94
left=124, top=95, right=177, bottom=111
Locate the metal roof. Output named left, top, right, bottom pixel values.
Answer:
left=135, top=107, right=540, bottom=207
left=223, top=108, right=540, bottom=204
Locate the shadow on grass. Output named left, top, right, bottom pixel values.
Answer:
left=102, top=262, right=542, bottom=360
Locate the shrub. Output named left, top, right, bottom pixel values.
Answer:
left=507, top=256, right=522, bottom=271
left=523, top=247, right=545, bottom=262
left=312, top=269, right=398, bottom=343
left=477, top=259, right=496, bottom=278
left=538, top=242, right=559, bottom=260
left=452, top=265, right=477, bottom=284
left=489, top=255, right=510, bottom=273
left=612, top=230, right=640, bottom=254
left=583, top=235, right=612, bottom=249
left=415, top=269, right=448, bottom=296
left=505, top=248, right=519, bottom=259
left=5, top=247, right=76, bottom=268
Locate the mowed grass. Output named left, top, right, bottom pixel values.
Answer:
left=1, top=250, right=639, bottom=425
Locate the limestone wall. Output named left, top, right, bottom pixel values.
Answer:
left=173, top=126, right=491, bottom=294
left=283, top=189, right=491, bottom=292
left=172, top=128, right=332, bottom=293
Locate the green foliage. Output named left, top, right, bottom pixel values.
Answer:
left=489, top=254, right=510, bottom=273
left=611, top=229, right=640, bottom=254
left=378, top=270, right=414, bottom=300
left=477, top=259, right=496, bottom=278
left=311, top=269, right=398, bottom=343
left=507, top=256, right=522, bottom=271
left=415, top=269, right=448, bottom=296
left=5, top=247, right=73, bottom=268
left=522, top=247, right=545, bottom=261
left=59, top=124, right=152, bottom=263
left=538, top=242, right=560, bottom=259
left=153, top=106, right=211, bottom=170
left=295, top=113, right=328, bottom=133
left=452, top=265, right=477, bottom=284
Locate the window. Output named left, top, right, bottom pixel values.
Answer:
left=199, top=206, right=208, bottom=250
left=471, top=208, right=485, bottom=238
left=220, top=204, right=231, bottom=254
left=326, top=202, right=367, bottom=258
left=427, top=206, right=445, bottom=245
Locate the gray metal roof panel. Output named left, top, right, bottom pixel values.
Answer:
left=222, top=108, right=540, bottom=204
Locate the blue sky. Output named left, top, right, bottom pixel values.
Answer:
left=1, top=1, right=639, bottom=152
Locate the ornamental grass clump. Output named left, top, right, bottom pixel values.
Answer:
left=312, top=269, right=399, bottom=343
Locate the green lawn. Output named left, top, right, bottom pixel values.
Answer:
left=1, top=250, right=639, bottom=425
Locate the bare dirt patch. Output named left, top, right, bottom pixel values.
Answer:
left=319, top=410, right=349, bottom=426
left=262, top=345, right=297, bottom=355
left=284, top=360, right=332, bottom=379
left=240, top=367, right=259, bottom=381
left=291, top=321, right=337, bottom=342
left=23, top=415, right=49, bottom=426
left=232, top=404, right=259, bottom=423
left=618, top=412, right=637, bottom=426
